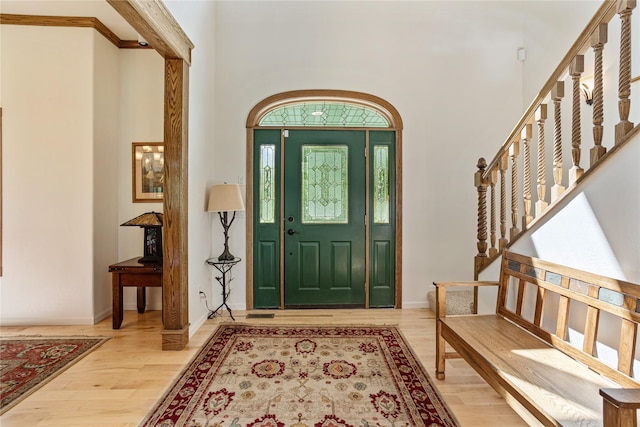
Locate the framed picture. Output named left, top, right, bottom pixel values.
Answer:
left=132, top=142, right=164, bottom=202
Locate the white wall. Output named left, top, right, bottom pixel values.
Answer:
left=0, top=26, right=96, bottom=323
left=117, top=49, right=164, bottom=311
left=161, top=0, right=600, bottom=310
left=93, top=31, right=120, bottom=321
left=0, top=24, right=165, bottom=325
left=521, top=1, right=602, bottom=105
left=0, top=1, right=622, bottom=325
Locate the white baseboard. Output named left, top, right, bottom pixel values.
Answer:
left=189, top=312, right=208, bottom=337
left=401, top=301, right=429, bottom=309
left=94, top=308, right=112, bottom=324
left=0, top=316, right=96, bottom=326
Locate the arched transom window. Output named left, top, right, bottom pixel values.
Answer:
left=259, top=102, right=390, bottom=127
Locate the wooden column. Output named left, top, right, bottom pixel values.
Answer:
left=509, top=140, right=520, bottom=240
left=569, top=55, right=584, bottom=185
left=107, top=0, right=194, bottom=350
left=0, top=108, right=2, bottom=277
left=521, top=124, right=533, bottom=229
left=615, top=0, right=636, bottom=145
left=161, top=58, right=190, bottom=351
left=535, top=104, right=548, bottom=218
left=551, top=81, right=565, bottom=202
left=590, top=23, right=608, bottom=165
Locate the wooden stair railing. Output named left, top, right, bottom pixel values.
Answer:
left=474, top=0, right=638, bottom=279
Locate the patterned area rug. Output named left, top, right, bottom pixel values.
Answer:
left=141, top=324, right=459, bottom=427
left=0, top=336, right=110, bottom=415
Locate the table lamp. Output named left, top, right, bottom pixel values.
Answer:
left=121, top=211, right=163, bottom=264
left=207, top=184, right=245, bottom=261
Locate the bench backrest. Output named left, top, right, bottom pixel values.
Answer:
left=497, top=251, right=640, bottom=387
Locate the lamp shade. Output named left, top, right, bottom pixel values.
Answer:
left=121, top=211, right=164, bottom=227
left=207, top=184, right=245, bottom=212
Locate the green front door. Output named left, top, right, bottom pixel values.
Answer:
left=252, top=128, right=396, bottom=309
left=284, top=130, right=366, bottom=307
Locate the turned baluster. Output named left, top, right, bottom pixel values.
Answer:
left=551, top=81, right=565, bottom=202
left=590, top=23, right=608, bottom=165
left=509, top=140, right=520, bottom=240
left=498, top=153, right=509, bottom=251
left=489, top=167, right=498, bottom=258
left=521, top=124, right=533, bottom=229
left=615, top=0, right=636, bottom=145
left=475, top=158, right=489, bottom=258
left=570, top=55, right=584, bottom=185
left=535, top=104, right=549, bottom=218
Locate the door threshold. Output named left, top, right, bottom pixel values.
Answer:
left=284, top=304, right=365, bottom=309
left=246, top=313, right=275, bottom=319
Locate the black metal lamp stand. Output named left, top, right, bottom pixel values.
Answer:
left=217, top=211, right=237, bottom=261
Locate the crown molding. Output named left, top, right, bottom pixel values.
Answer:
left=0, top=13, right=151, bottom=49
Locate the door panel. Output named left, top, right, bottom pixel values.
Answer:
left=369, top=131, right=396, bottom=307
left=284, top=130, right=366, bottom=307
left=253, top=130, right=281, bottom=308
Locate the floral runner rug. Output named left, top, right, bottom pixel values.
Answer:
left=0, top=336, right=110, bottom=415
left=141, top=324, right=459, bottom=427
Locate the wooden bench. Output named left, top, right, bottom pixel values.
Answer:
left=435, top=251, right=640, bottom=427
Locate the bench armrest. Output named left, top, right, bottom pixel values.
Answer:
left=433, top=281, right=498, bottom=319
left=600, top=388, right=640, bottom=409
left=600, top=388, right=640, bottom=427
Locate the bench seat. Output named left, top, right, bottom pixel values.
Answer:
left=435, top=251, right=640, bottom=427
left=442, top=314, right=620, bottom=427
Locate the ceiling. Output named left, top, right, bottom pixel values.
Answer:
left=1, top=0, right=139, bottom=40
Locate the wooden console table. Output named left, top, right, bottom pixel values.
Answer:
left=108, top=257, right=162, bottom=329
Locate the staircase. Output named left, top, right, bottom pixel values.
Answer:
left=473, top=0, right=639, bottom=281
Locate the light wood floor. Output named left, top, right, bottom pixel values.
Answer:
left=0, top=309, right=529, bottom=426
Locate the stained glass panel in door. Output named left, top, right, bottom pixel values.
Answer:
left=259, top=144, right=276, bottom=223
left=301, top=145, right=348, bottom=224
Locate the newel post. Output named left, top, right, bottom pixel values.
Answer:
left=475, top=158, right=491, bottom=278
left=475, top=158, right=489, bottom=259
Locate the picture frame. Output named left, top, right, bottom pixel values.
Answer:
left=132, top=142, right=164, bottom=202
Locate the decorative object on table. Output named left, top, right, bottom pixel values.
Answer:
left=140, top=324, right=459, bottom=427
left=121, top=211, right=163, bottom=264
left=0, top=336, right=110, bottom=415
left=207, top=183, right=245, bottom=261
left=205, top=257, right=241, bottom=320
left=132, top=142, right=164, bottom=202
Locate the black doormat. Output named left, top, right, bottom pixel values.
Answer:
left=246, top=313, right=275, bottom=319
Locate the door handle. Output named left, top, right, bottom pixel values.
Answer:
left=287, top=229, right=296, bottom=235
